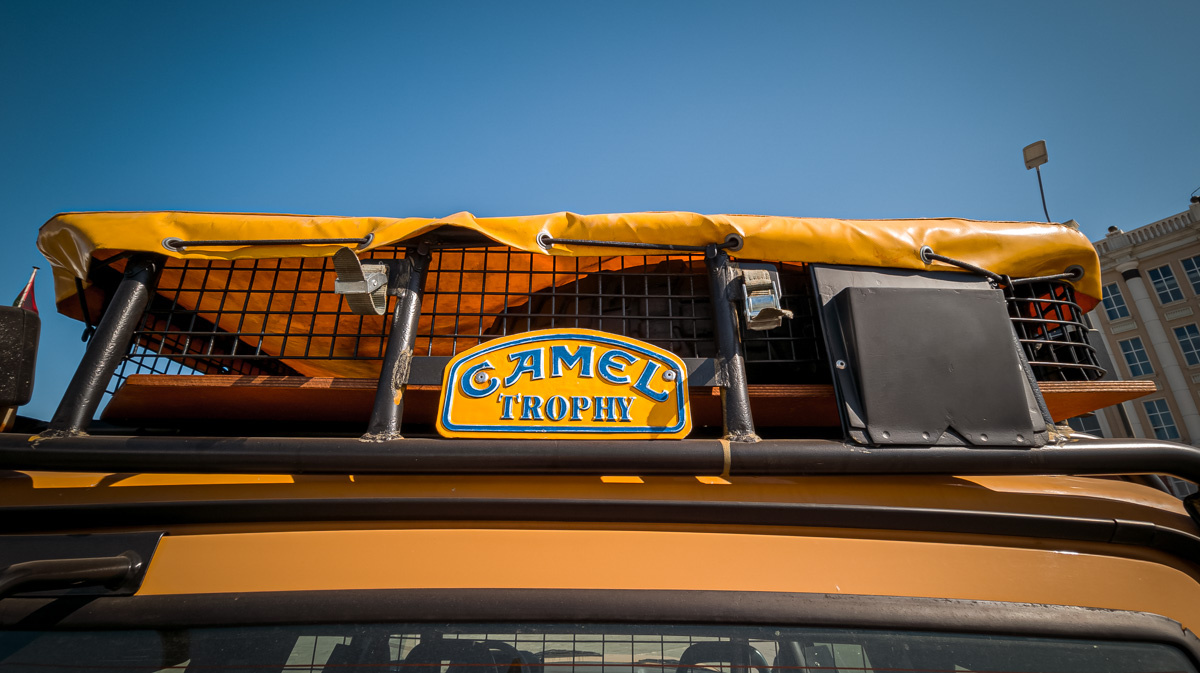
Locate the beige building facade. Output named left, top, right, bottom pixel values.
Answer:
left=1086, top=200, right=1200, bottom=445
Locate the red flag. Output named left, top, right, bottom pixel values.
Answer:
left=12, top=267, right=37, bottom=313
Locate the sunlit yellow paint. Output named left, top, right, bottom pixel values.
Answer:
left=136, top=528, right=1200, bottom=630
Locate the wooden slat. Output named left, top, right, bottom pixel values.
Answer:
left=1039, top=379, right=1157, bottom=423
left=102, top=375, right=1157, bottom=427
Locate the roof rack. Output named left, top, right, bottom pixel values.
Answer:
left=11, top=210, right=1175, bottom=482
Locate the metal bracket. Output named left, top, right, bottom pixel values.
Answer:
left=735, top=262, right=793, bottom=331
left=333, top=247, right=389, bottom=315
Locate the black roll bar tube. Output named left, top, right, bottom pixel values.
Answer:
left=705, top=245, right=758, bottom=443
left=7, top=435, right=1200, bottom=485
left=43, top=255, right=161, bottom=437
left=363, top=245, right=432, bottom=441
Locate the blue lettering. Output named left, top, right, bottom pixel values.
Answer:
left=499, top=394, right=517, bottom=420
left=545, top=395, right=569, bottom=421
left=594, top=396, right=616, bottom=421
left=632, top=360, right=670, bottom=402
left=615, top=396, right=633, bottom=422
left=460, top=361, right=499, bottom=398
left=597, top=349, right=637, bottom=385
left=505, top=348, right=545, bottom=387
left=570, top=396, right=591, bottom=421
left=550, top=345, right=593, bottom=378
left=521, top=395, right=544, bottom=421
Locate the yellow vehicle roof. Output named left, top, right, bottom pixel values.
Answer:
left=38, top=210, right=1103, bottom=310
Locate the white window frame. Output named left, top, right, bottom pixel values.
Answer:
left=1175, top=323, right=1200, bottom=367
left=1066, top=414, right=1103, bottom=437
left=1119, top=337, right=1154, bottom=377
left=1102, top=282, right=1130, bottom=321
left=1181, top=255, right=1200, bottom=295
left=1147, top=265, right=1184, bottom=304
left=1143, top=398, right=1181, bottom=441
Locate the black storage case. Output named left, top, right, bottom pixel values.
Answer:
left=0, top=306, right=39, bottom=407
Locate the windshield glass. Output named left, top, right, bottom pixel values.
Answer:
left=0, top=623, right=1191, bottom=673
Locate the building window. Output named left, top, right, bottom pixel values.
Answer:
left=1175, top=324, right=1200, bottom=366
left=1102, top=283, right=1130, bottom=321
left=1066, top=414, right=1103, bottom=437
left=1182, top=256, right=1200, bottom=295
left=1143, top=398, right=1181, bottom=441
left=1119, top=337, right=1154, bottom=377
left=1147, top=265, right=1184, bottom=304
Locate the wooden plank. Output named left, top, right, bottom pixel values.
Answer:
left=102, top=375, right=1157, bottom=428
left=1039, top=379, right=1157, bottom=422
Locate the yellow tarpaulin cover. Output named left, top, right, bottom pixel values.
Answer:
left=38, top=210, right=1102, bottom=309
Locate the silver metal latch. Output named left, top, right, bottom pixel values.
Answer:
left=332, top=247, right=389, bottom=315
left=737, top=262, right=793, bottom=331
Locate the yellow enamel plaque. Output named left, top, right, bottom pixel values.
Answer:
left=437, top=329, right=691, bottom=439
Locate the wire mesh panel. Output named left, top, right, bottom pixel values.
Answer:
left=103, top=247, right=1096, bottom=402
left=416, top=250, right=715, bottom=359
left=1006, top=280, right=1104, bottom=381
left=106, top=248, right=833, bottom=395
left=107, top=250, right=408, bottom=394
left=741, top=264, right=828, bottom=384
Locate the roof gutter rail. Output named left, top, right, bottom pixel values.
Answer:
left=3, top=435, right=1200, bottom=484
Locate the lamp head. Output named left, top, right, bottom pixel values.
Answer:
left=1023, top=140, right=1048, bottom=170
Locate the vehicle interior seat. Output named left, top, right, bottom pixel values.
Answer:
left=675, top=642, right=771, bottom=673
left=483, top=639, right=539, bottom=673
left=402, top=639, right=503, bottom=673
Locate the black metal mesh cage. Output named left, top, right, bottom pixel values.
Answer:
left=103, top=248, right=1095, bottom=402
left=106, top=247, right=830, bottom=395
left=1006, top=280, right=1104, bottom=381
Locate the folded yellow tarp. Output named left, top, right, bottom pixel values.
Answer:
left=38, top=210, right=1102, bottom=311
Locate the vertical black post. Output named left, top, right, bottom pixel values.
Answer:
left=705, top=245, right=759, bottom=443
left=363, top=244, right=431, bottom=441
left=1035, top=165, right=1051, bottom=223
left=44, top=255, right=159, bottom=437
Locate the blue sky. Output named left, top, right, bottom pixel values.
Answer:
left=3, top=1, right=1198, bottom=420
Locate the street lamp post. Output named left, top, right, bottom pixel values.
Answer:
left=1023, top=140, right=1051, bottom=223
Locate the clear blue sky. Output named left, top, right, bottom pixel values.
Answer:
left=3, top=1, right=1198, bottom=420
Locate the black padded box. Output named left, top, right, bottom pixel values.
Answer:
left=0, top=306, right=39, bottom=407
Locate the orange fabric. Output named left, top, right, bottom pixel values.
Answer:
left=38, top=210, right=1103, bottom=310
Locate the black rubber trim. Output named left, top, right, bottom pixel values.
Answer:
left=6, top=435, right=1200, bottom=484
left=1122, top=268, right=1142, bottom=281
left=1, top=498, right=1197, bottom=563
left=0, top=532, right=162, bottom=597
left=0, top=555, right=138, bottom=599
left=0, top=589, right=1196, bottom=662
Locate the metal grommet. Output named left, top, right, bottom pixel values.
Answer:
left=723, top=233, right=744, bottom=252
left=356, top=232, right=374, bottom=250
left=536, top=232, right=553, bottom=250
left=835, top=360, right=847, bottom=370
left=1064, top=264, right=1084, bottom=281
left=918, top=246, right=935, bottom=264
left=162, top=237, right=184, bottom=253
left=473, top=370, right=490, bottom=385
left=662, top=369, right=678, bottom=382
